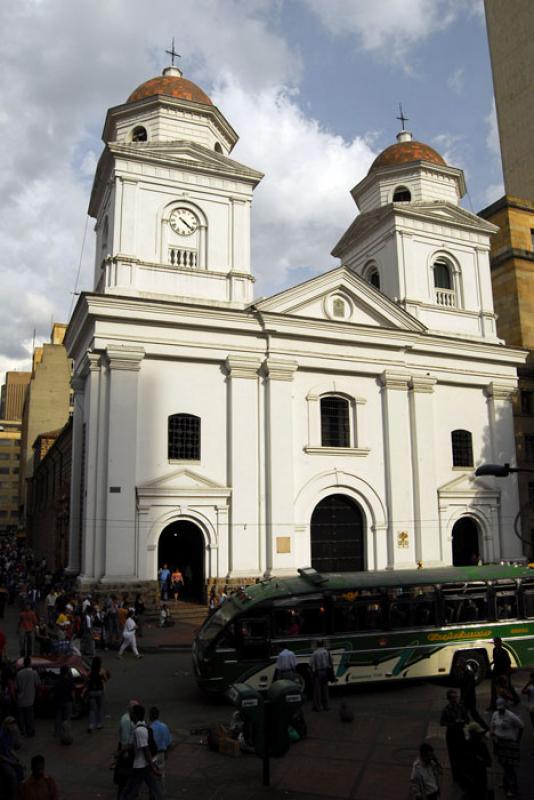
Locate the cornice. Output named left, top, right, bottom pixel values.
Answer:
left=104, top=346, right=145, bottom=372
left=485, top=381, right=517, bottom=402
left=379, top=370, right=411, bottom=390
left=304, top=446, right=370, bottom=457
left=224, top=355, right=261, bottom=379
left=410, top=376, right=437, bottom=393
left=263, top=358, right=298, bottom=382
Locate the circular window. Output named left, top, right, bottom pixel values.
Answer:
left=132, top=126, right=148, bottom=142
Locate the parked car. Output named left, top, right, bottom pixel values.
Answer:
left=15, top=655, right=90, bottom=718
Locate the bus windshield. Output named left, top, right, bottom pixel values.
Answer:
left=197, top=599, right=239, bottom=646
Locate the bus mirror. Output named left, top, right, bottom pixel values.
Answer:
left=265, top=679, right=304, bottom=757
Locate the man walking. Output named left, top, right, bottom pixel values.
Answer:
left=490, top=637, right=519, bottom=710
left=491, top=698, right=524, bottom=798
left=158, top=565, right=170, bottom=601
left=440, top=689, right=468, bottom=788
left=15, top=656, right=40, bottom=737
left=275, top=645, right=298, bottom=681
left=121, top=704, right=162, bottom=800
left=117, top=610, right=142, bottom=659
left=149, top=706, right=173, bottom=792
left=309, top=640, right=332, bottom=712
left=52, top=664, right=74, bottom=739
left=17, top=603, right=38, bottom=658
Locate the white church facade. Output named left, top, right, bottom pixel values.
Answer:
left=65, top=65, right=526, bottom=596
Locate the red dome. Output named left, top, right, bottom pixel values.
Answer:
left=127, top=73, right=212, bottom=106
left=370, top=140, right=446, bottom=171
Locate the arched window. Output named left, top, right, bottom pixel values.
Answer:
left=451, top=429, right=473, bottom=467
left=214, top=142, right=223, bottom=153
left=393, top=186, right=411, bottom=202
left=363, top=262, right=381, bottom=290
left=132, top=126, right=148, bottom=142
left=433, top=257, right=456, bottom=307
left=321, top=396, right=350, bottom=447
left=168, top=414, right=201, bottom=460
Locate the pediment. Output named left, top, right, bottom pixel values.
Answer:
left=138, top=468, right=230, bottom=495
left=255, top=265, right=426, bottom=332
left=400, top=202, right=498, bottom=233
left=110, top=141, right=263, bottom=181
left=438, top=472, right=499, bottom=497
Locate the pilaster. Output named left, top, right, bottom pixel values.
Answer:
left=263, top=358, right=298, bottom=574
left=100, top=346, right=145, bottom=581
left=409, top=375, right=439, bottom=564
left=66, top=375, right=86, bottom=575
left=225, top=356, right=261, bottom=577
left=379, top=370, right=415, bottom=567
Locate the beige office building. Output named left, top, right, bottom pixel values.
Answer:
left=0, top=420, right=22, bottom=532
left=0, top=372, right=31, bottom=421
left=485, top=0, right=534, bottom=198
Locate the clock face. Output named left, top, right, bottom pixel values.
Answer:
left=169, top=208, right=199, bottom=236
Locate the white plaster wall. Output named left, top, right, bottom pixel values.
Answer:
left=114, top=106, right=232, bottom=154
left=356, top=167, right=460, bottom=212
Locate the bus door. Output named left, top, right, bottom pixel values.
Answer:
left=236, top=616, right=271, bottom=661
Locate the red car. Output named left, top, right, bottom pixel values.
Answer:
left=15, top=655, right=90, bottom=718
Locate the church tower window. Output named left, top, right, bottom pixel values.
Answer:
left=433, top=257, right=456, bottom=307
left=168, top=414, right=201, bottom=461
left=214, top=142, right=223, bottom=153
left=321, top=397, right=350, bottom=447
left=451, top=429, right=473, bottom=467
left=132, top=126, right=148, bottom=142
left=363, top=262, right=381, bottom=290
left=393, top=186, right=411, bottom=202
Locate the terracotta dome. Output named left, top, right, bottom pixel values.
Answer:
left=370, top=139, right=446, bottom=172
left=127, top=69, right=213, bottom=106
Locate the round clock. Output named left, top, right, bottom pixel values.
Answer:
left=169, top=208, right=199, bottom=236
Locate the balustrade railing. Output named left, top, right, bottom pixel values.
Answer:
left=169, top=248, right=198, bottom=269
left=435, top=288, right=456, bottom=307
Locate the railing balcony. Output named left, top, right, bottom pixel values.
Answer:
left=435, top=288, right=456, bottom=307
left=169, top=247, right=198, bottom=269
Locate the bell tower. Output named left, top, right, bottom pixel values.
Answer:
left=332, top=129, right=500, bottom=342
left=88, top=63, right=263, bottom=307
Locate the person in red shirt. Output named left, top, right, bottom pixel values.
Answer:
left=17, top=604, right=38, bottom=658
left=18, top=754, right=59, bottom=800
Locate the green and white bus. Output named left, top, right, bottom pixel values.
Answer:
left=192, top=565, right=534, bottom=694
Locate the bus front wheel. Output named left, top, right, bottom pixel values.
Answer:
left=452, top=650, right=487, bottom=686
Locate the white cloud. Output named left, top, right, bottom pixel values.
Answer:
left=447, top=67, right=465, bottom=95
left=215, top=80, right=376, bottom=292
left=301, top=0, right=470, bottom=63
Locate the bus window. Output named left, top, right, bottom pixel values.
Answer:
left=441, top=584, right=488, bottom=625
left=236, top=617, right=270, bottom=659
left=495, top=592, right=518, bottom=620
left=388, top=586, right=437, bottom=629
left=331, top=591, right=384, bottom=633
left=273, top=599, right=327, bottom=637
left=523, top=590, right=534, bottom=618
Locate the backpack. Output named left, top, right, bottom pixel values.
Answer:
left=138, top=722, right=158, bottom=757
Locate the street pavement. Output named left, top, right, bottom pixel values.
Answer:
left=2, top=604, right=534, bottom=799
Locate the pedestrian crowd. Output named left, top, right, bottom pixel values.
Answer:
left=411, top=637, right=533, bottom=799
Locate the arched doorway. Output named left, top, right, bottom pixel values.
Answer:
left=311, top=494, right=365, bottom=572
left=158, top=521, right=205, bottom=602
left=452, top=517, right=480, bottom=566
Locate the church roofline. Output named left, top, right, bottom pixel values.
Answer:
left=351, top=159, right=467, bottom=204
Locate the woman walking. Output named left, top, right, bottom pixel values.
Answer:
left=86, top=656, right=110, bottom=732
left=117, top=610, right=142, bottom=660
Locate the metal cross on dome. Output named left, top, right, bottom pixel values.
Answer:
left=396, top=103, right=409, bottom=130
left=165, top=38, right=181, bottom=67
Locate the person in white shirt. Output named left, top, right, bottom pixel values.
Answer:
left=117, top=610, right=142, bottom=659
left=410, top=742, right=442, bottom=800
left=121, top=704, right=162, bottom=800
left=309, top=640, right=332, bottom=712
left=490, top=698, right=524, bottom=798
left=275, top=646, right=298, bottom=681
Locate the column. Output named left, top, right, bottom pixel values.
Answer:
left=66, top=375, right=85, bottom=575
left=225, top=356, right=261, bottom=578
left=101, top=346, right=145, bottom=581
left=409, top=376, right=440, bottom=564
left=264, top=358, right=298, bottom=575
left=380, top=371, right=415, bottom=567
left=486, top=382, right=521, bottom=561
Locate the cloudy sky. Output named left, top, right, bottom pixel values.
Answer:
left=0, top=0, right=499, bottom=382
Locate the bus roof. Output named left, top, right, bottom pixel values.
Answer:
left=233, top=565, right=534, bottom=610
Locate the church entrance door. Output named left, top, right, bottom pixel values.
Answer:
left=452, top=517, right=480, bottom=566
left=311, top=494, right=365, bottom=572
left=158, top=521, right=205, bottom=602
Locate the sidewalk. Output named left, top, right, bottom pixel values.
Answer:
left=140, top=602, right=206, bottom=651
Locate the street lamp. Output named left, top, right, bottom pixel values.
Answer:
left=475, top=462, right=534, bottom=548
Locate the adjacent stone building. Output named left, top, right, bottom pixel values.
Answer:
left=0, top=372, right=31, bottom=421
left=0, top=420, right=22, bottom=533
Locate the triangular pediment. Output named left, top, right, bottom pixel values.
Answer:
left=399, top=202, right=498, bottom=233
left=109, top=141, right=263, bottom=181
left=255, top=265, right=426, bottom=332
left=138, top=467, right=230, bottom=495
left=438, top=472, right=499, bottom=497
